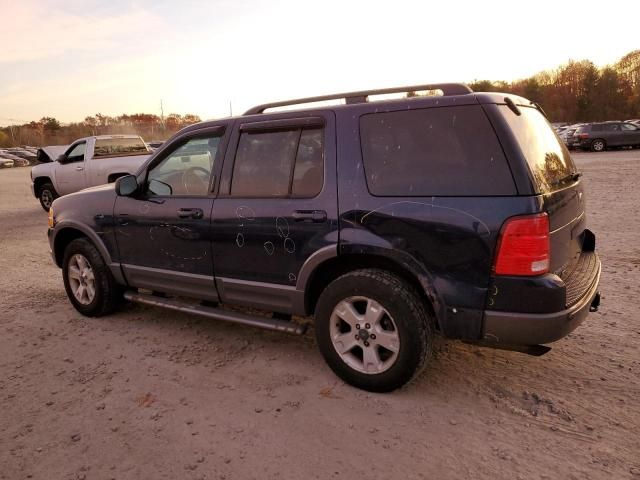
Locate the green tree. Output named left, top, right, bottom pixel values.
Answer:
left=595, top=67, right=627, bottom=120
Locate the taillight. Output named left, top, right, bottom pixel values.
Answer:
left=494, top=213, right=549, bottom=276
left=578, top=133, right=589, bottom=139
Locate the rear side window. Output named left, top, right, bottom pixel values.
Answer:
left=591, top=124, right=603, bottom=132
left=231, top=127, right=324, bottom=197
left=603, top=123, right=620, bottom=132
left=94, top=137, right=149, bottom=158
left=498, top=106, right=578, bottom=193
left=360, top=106, right=516, bottom=196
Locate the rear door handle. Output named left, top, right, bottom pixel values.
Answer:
left=292, top=210, right=327, bottom=222
left=177, top=208, right=203, bottom=219
left=75, top=166, right=84, bottom=171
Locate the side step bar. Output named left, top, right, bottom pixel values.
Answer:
left=124, top=291, right=307, bottom=335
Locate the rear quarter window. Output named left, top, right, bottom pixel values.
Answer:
left=359, top=105, right=516, bottom=196
left=497, top=106, right=577, bottom=193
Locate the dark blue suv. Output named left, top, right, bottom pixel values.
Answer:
left=46, top=84, right=601, bottom=392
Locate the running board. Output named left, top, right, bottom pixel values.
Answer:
left=124, top=291, right=307, bottom=335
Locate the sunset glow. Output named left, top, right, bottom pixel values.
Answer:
left=1, top=0, right=638, bottom=125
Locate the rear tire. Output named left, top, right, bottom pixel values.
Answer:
left=62, top=238, right=122, bottom=317
left=590, top=139, right=606, bottom=152
left=314, top=269, right=434, bottom=392
left=38, top=182, right=58, bottom=211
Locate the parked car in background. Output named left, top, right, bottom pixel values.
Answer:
left=0, top=158, right=15, bottom=168
left=31, top=135, right=151, bottom=210
left=560, top=128, right=577, bottom=148
left=6, top=147, right=37, bottom=163
left=570, top=121, right=640, bottom=151
left=45, top=84, right=601, bottom=392
left=0, top=150, right=28, bottom=166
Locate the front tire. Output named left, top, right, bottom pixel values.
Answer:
left=38, top=182, right=58, bottom=211
left=315, top=269, right=434, bottom=392
left=62, top=238, right=122, bottom=317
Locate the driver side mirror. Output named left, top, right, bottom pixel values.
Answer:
left=115, top=175, right=139, bottom=197
left=56, top=154, right=69, bottom=164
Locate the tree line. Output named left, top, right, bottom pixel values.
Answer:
left=2, top=49, right=640, bottom=148
left=469, top=50, right=640, bottom=123
left=0, top=113, right=202, bottom=148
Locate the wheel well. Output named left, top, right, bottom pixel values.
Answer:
left=305, top=254, right=437, bottom=325
left=33, top=176, right=53, bottom=192
left=53, top=228, right=87, bottom=267
left=107, top=173, right=128, bottom=183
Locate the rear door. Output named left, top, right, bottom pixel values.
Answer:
left=211, top=112, right=338, bottom=314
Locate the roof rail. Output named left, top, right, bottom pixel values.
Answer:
left=243, top=83, right=473, bottom=115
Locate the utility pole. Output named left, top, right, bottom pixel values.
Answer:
left=160, top=99, right=165, bottom=137
left=229, top=101, right=233, bottom=117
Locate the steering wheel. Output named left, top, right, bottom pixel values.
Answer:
left=182, top=166, right=210, bottom=194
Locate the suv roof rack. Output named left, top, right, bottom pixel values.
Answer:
left=244, top=83, right=473, bottom=115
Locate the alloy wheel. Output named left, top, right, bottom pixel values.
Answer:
left=329, top=296, right=400, bottom=374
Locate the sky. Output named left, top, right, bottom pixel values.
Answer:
left=0, top=0, right=639, bottom=126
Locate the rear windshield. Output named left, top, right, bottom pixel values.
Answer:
left=360, top=105, right=516, bottom=196
left=498, top=106, right=578, bottom=193
left=94, top=138, right=149, bottom=158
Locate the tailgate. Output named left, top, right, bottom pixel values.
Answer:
left=494, top=103, right=599, bottom=304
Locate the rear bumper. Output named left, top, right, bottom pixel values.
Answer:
left=482, top=260, right=601, bottom=345
left=31, top=182, right=36, bottom=198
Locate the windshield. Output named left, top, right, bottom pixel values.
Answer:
left=499, top=105, right=578, bottom=193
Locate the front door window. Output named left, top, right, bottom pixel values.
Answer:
left=66, top=142, right=86, bottom=162
left=147, top=136, right=219, bottom=196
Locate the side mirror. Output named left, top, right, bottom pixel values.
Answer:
left=115, top=175, right=138, bottom=197
left=56, top=154, right=69, bottom=164
left=148, top=179, right=172, bottom=196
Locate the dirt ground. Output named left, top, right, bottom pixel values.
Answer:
left=1, top=151, right=639, bottom=480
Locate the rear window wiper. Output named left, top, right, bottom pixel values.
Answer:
left=531, top=101, right=548, bottom=119
left=551, top=171, right=582, bottom=186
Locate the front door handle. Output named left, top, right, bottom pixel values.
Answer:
left=292, top=210, right=327, bottom=222
left=75, top=166, right=84, bottom=171
left=177, top=208, right=203, bottom=219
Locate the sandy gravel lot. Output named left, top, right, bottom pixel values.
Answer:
left=1, top=150, right=639, bottom=480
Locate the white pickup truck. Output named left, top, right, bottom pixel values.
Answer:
left=31, top=135, right=152, bottom=210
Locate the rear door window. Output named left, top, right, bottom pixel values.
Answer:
left=231, top=127, right=324, bottom=198
left=359, top=105, right=516, bottom=196
left=497, top=105, right=578, bottom=193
